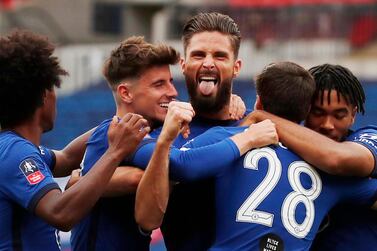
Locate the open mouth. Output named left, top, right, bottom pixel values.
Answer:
left=159, top=99, right=176, bottom=109
left=198, top=76, right=218, bottom=96
left=159, top=103, right=169, bottom=109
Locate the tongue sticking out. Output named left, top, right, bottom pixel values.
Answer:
left=199, top=81, right=215, bottom=96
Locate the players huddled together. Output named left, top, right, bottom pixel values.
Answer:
left=0, top=11, right=376, bottom=251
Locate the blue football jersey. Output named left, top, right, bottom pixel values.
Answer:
left=153, top=116, right=244, bottom=251
left=39, top=145, right=56, bottom=172
left=311, top=125, right=377, bottom=251
left=71, top=119, right=151, bottom=251
left=0, top=131, right=61, bottom=251
left=178, top=126, right=377, bottom=251
left=71, top=118, right=240, bottom=251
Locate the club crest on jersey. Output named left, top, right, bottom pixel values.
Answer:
left=358, top=133, right=377, bottom=141
left=19, top=158, right=45, bottom=185
left=356, top=133, right=377, bottom=149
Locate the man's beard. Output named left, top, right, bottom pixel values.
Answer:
left=185, top=76, right=232, bottom=114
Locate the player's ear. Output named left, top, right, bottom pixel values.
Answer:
left=41, top=89, right=52, bottom=105
left=233, top=59, right=242, bottom=78
left=117, top=82, right=133, bottom=104
left=350, top=106, right=357, bottom=125
left=254, top=95, right=263, bottom=110
left=180, top=57, right=186, bottom=74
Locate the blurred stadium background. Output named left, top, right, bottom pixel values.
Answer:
left=1, top=0, right=376, bottom=250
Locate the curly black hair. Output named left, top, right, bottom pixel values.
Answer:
left=0, top=30, right=67, bottom=128
left=309, top=64, right=365, bottom=115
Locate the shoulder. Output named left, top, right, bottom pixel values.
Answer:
left=88, top=119, right=112, bottom=142
left=205, top=126, right=244, bottom=135
left=349, top=125, right=377, bottom=137
left=346, top=125, right=377, bottom=150
left=149, top=127, right=161, bottom=138
left=0, top=132, right=41, bottom=164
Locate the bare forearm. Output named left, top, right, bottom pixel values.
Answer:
left=230, top=132, right=255, bottom=155
left=253, top=110, right=373, bottom=176
left=103, top=167, right=144, bottom=197
left=231, top=119, right=278, bottom=155
left=66, top=167, right=144, bottom=197
left=39, top=114, right=150, bottom=230
left=36, top=149, right=122, bottom=231
left=135, top=139, right=171, bottom=231
left=53, top=128, right=95, bottom=177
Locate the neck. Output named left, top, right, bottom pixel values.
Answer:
left=116, top=105, right=133, bottom=119
left=9, top=121, right=43, bottom=146
left=196, top=105, right=232, bottom=120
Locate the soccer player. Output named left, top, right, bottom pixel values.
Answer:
left=242, top=64, right=377, bottom=250
left=70, top=36, right=275, bottom=251
left=135, top=61, right=377, bottom=250
left=0, top=30, right=149, bottom=250
left=150, top=12, right=247, bottom=250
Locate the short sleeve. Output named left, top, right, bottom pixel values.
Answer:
left=346, top=126, right=377, bottom=178
left=0, top=142, right=60, bottom=212
left=38, top=146, right=56, bottom=171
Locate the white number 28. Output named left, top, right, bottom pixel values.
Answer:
left=236, top=147, right=322, bottom=238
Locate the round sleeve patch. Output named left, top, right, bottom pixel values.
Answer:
left=19, top=158, right=45, bottom=185
left=259, top=233, right=284, bottom=251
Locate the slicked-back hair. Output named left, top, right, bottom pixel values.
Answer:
left=182, top=12, right=241, bottom=58
left=103, top=36, right=180, bottom=90
left=256, top=62, right=316, bottom=123
left=308, top=64, right=365, bottom=115
left=0, top=30, right=67, bottom=129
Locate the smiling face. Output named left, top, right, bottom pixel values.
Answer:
left=181, top=31, right=241, bottom=114
left=128, top=65, right=177, bottom=126
left=305, top=89, right=356, bottom=141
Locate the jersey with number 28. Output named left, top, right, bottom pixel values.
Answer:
left=179, top=126, right=377, bottom=251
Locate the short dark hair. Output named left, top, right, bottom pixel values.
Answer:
left=0, top=30, right=67, bottom=128
left=103, top=36, right=180, bottom=90
left=255, top=62, right=316, bottom=122
left=308, top=64, right=365, bottom=115
left=182, top=12, right=241, bottom=58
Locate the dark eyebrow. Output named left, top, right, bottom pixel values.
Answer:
left=333, top=108, right=349, bottom=114
left=151, top=79, right=164, bottom=85
left=190, top=50, right=205, bottom=56
left=214, top=51, right=229, bottom=57
left=151, top=78, right=173, bottom=85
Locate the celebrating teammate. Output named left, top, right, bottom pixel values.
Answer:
left=0, top=30, right=148, bottom=250
left=152, top=12, right=248, bottom=250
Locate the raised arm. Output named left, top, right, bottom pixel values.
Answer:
left=135, top=101, right=194, bottom=231
left=241, top=110, right=375, bottom=177
left=167, top=119, right=278, bottom=180
left=132, top=119, right=278, bottom=182
left=35, top=114, right=150, bottom=231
